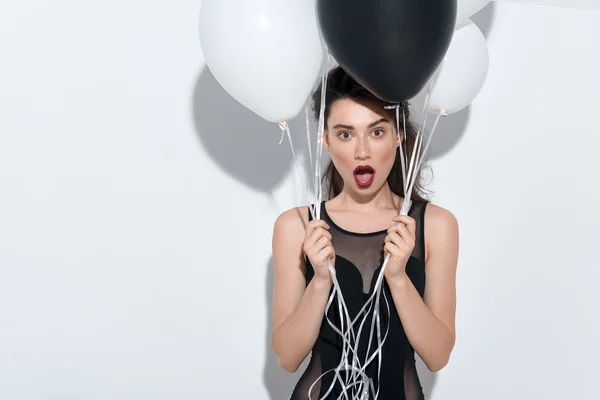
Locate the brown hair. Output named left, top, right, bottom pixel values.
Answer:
left=311, top=66, right=431, bottom=202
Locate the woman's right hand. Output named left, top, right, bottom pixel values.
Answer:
left=303, top=219, right=335, bottom=283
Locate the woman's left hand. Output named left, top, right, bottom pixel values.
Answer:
left=383, top=214, right=416, bottom=279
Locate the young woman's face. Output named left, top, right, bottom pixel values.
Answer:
left=324, top=98, right=400, bottom=194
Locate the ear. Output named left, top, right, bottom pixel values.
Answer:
left=396, top=131, right=402, bottom=147
left=323, top=130, right=330, bottom=152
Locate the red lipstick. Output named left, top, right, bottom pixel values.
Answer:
left=353, top=165, right=375, bottom=188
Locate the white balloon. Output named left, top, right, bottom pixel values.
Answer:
left=199, top=0, right=323, bottom=123
left=456, top=0, right=491, bottom=29
left=411, top=22, right=489, bottom=115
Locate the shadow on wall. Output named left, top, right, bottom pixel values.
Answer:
left=191, top=67, right=315, bottom=196
left=417, top=355, right=437, bottom=399
left=472, top=1, right=496, bottom=40
left=263, top=257, right=307, bottom=400
left=426, top=1, right=496, bottom=161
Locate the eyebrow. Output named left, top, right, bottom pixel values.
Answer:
left=331, top=118, right=390, bottom=130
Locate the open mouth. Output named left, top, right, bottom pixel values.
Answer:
left=353, top=165, right=375, bottom=188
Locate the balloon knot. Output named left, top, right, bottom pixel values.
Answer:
left=277, top=121, right=287, bottom=145
left=384, top=101, right=406, bottom=110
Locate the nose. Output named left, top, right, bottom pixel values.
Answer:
left=354, top=138, right=371, bottom=160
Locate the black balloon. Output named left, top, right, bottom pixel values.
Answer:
left=316, top=0, right=457, bottom=103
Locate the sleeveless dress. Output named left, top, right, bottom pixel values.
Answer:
left=290, top=200, right=428, bottom=400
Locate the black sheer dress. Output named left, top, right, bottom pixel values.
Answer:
left=290, top=201, right=428, bottom=400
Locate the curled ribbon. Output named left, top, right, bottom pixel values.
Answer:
left=278, top=52, right=444, bottom=399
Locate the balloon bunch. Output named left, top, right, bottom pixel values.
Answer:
left=199, top=1, right=491, bottom=398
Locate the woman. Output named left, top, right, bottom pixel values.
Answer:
left=271, top=67, right=459, bottom=399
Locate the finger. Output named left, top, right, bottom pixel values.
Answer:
left=304, top=231, right=320, bottom=249
left=384, top=230, right=402, bottom=244
left=305, top=220, right=330, bottom=237
left=385, top=242, right=409, bottom=263
left=396, top=222, right=415, bottom=243
left=390, top=218, right=414, bottom=240
left=310, top=238, right=333, bottom=254
left=393, top=215, right=416, bottom=232
left=384, top=242, right=402, bottom=258
left=311, top=235, right=331, bottom=254
left=393, top=215, right=414, bottom=223
left=387, top=223, right=413, bottom=241
left=316, top=245, right=334, bottom=264
left=388, top=232, right=412, bottom=253
left=310, top=227, right=332, bottom=242
left=306, top=223, right=330, bottom=240
left=306, top=227, right=332, bottom=247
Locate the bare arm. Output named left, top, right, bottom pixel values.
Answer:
left=387, top=205, right=459, bottom=372
left=270, top=207, right=333, bottom=373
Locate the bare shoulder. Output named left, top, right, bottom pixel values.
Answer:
left=424, top=203, right=459, bottom=228
left=272, top=206, right=310, bottom=257
left=423, top=203, right=459, bottom=263
left=272, top=206, right=310, bottom=238
left=272, top=205, right=311, bottom=274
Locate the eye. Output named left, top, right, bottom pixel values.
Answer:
left=371, top=129, right=385, bottom=138
left=337, top=131, right=352, bottom=140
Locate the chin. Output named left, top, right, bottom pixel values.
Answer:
left=354, top=180, right=385, bottom=193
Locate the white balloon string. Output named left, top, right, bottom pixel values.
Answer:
left=406, top=133, right=423, bottom=191
left=348, top=184, right=414, bottom=392
left=336, top=227, right=402, bottom=394
left=419, top=78, right=435, bottom=132
left=361, top=285, right=392, bottom=400
left=394, top=105, right=408, bottom=192
left=280, top=122, right=313, bottom=214
left=405, top=123, right=424, bottom=194
left=314, top=53, right=330, bottom=219
left=329, top=199, right=407, bottom=395
left=386, top=103, right=410, bottom=202
left=404, top=133, right=420, bottom=196
left=402, top=105, right=409, bottom=195
left=356, top=285, right=390, bottom=400
left=318, top=261, right=368, bottom=399
left=405, top=81, right=434, bottom=192
left=305, top=103, right=314, bottom=168
left=406, top=112, right=443, bottom=199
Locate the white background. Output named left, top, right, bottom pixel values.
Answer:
left=1, top=1, right=599, bottom=399
left=498, top=0, right=600, bottom=10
